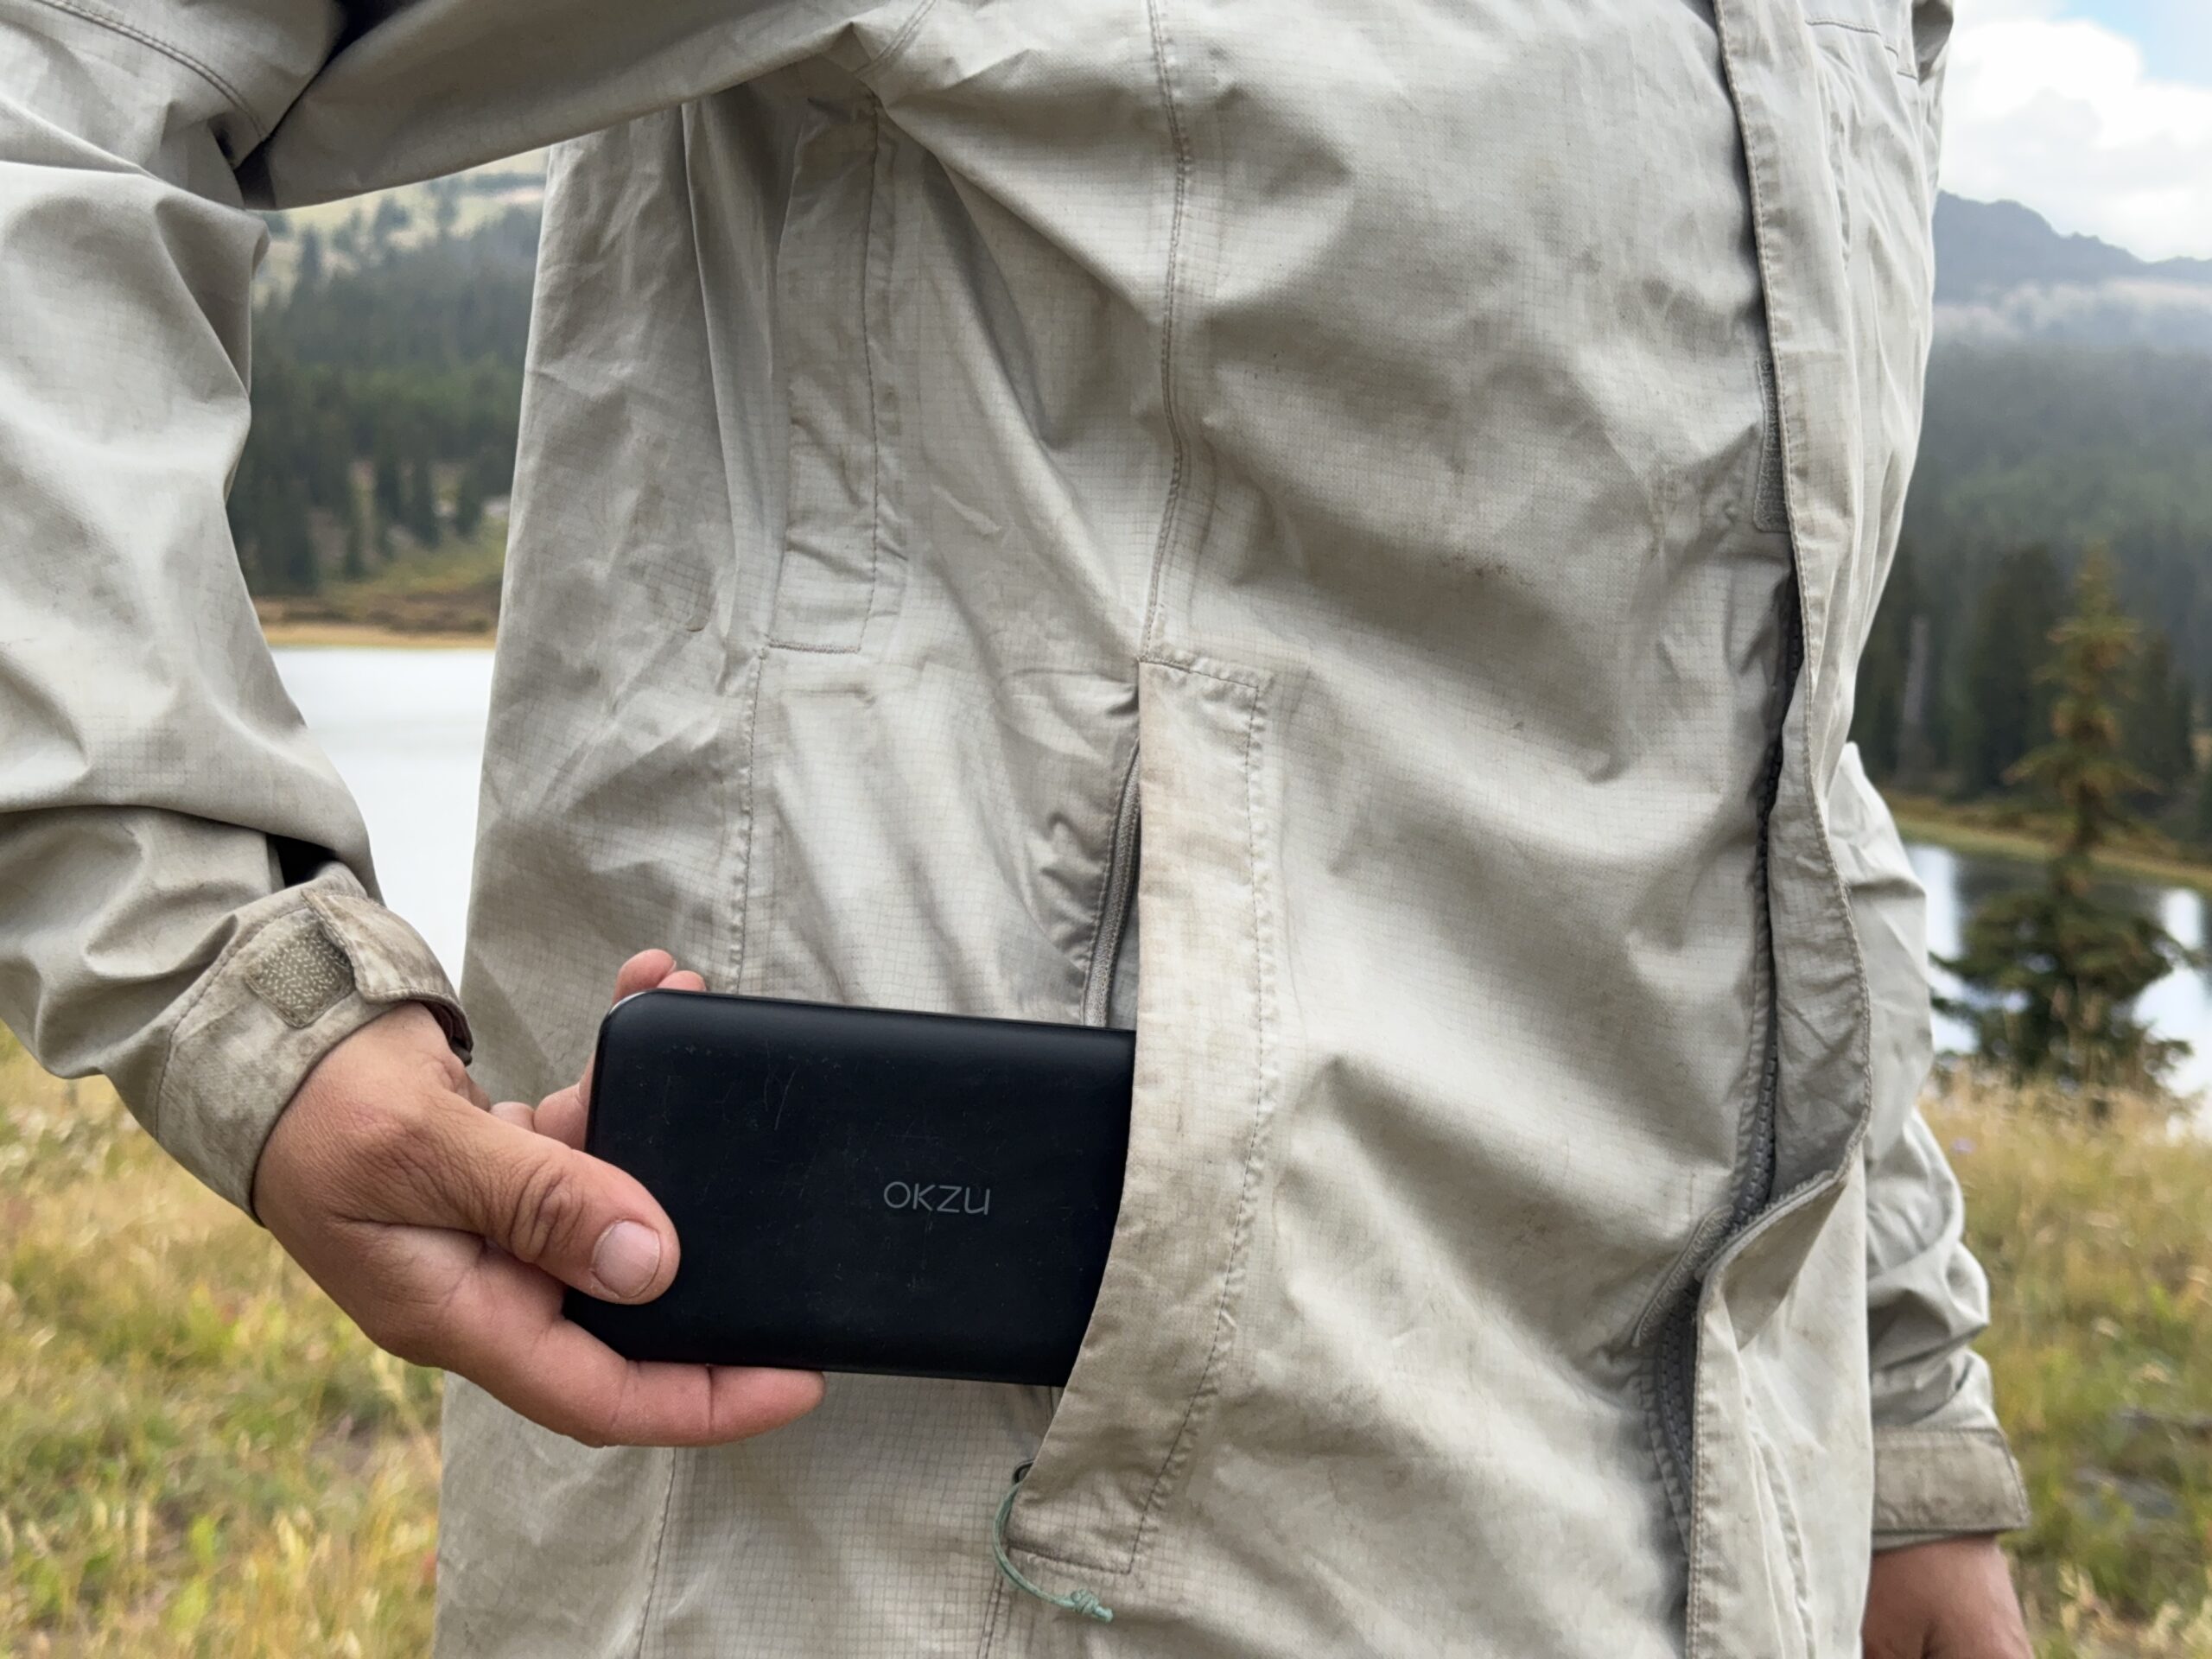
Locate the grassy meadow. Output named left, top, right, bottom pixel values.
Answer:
left=3, top=1028, right=2209, bottom=1655
left=1, top=1033, right=438, bottom=1656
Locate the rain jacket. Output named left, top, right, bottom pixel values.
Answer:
left=0, top=0, right=2031, bottom=1653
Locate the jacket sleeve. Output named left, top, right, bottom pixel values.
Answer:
left=1826, top=747, right=2032, bottom=1546
left=0, top=1, right=475, bottom=1215
left=1911, top=0, right=1951, bottom=192
left=0, top=0, right=893, bottom=1215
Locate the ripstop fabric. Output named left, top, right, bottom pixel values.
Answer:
left=0, top=0, right=2027, bottom=1652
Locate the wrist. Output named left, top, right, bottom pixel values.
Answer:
left=147, top=890, right=468, bottom=1217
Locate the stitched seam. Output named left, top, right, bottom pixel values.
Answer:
left=1803, top=16, right=1917, bottom=80
left=1135, top=647, right=1265, bottom=691
left=1126, top=675, right=1272, bottom=1572
left=1750, top=1421, right=1819, bottom=1657
left=974, top=1560, right=1012, bottom=1657
left=1135, top=0, right=1195, bottom=652
left=627, top=1450, right=681, bottom=1659
left=1712, top=0, right=1885, bottom=1205
left=729, top=652, right=769, bottom=994
left=1002, top=664, right=1274, bottom=1585
left=29, top=0, right=269, bottom=147
left=1873, top=1426, right=2012, bottom=1448
left=1690, top=10, right=1766, bottom=1646
left=848, top=0, right=942, bottom=80
left=855, top=99, right=889, bottom=647
left=769, top=100, right=883, bottom=658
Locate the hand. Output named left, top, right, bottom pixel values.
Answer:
left=252, top=950, right=823, bottom=1446
left=1863, top=1535, right=2033, bottom=1658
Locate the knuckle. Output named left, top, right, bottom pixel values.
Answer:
left=501, top=1155, right=585, bottom=1266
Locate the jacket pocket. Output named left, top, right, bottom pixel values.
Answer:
left=771, top=71, right=903, bottom=652
left=999, top=653, right=1280, bottom=1580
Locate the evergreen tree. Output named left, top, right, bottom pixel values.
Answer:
left=1951, top=544, right=2063, bottom=797
left=342, top=489, right=370, bottom=582
left=432, top=178, right=461, bottom=241
left=295, top=226, right=326, bottom=293
left=2194, top=754, right=2212, bottom=849
left=1852, top=543, right=1922, bottom=781
left=400, top=446, right=442, bottom=549
left=1942, top=550, right=2191, bottom=1090
left=371, top=195, right=411, bottom=248
left=372, top=430, right=405, bottom=527
left=452, top=454, right=486, bottom=542
left=2122, top=629, right=2196, bottom=809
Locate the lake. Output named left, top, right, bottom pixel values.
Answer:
left=275, top=646, right=2212, bottom=1098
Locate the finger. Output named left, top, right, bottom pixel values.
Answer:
left=574, top=957, right=707, bottom=1123
left=440, top=1250, right=825, bottom=1446
left=535, top=1083, right=588, bottom=1150
left=393, top=1100, right=681, bottom=1303
left=489, top=1100, right=537, bottom=1131
left=610, top=950, right=676, bottom=1006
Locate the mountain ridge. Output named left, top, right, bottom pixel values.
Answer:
left=1936, top=194, right=2212, bottom=303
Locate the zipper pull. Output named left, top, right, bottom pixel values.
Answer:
left=990, top=1463, right=1116, bottom=1624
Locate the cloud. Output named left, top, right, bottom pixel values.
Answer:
left=1936, top=278, right=2212, bottom=349
left=1941, top=9, right=2212, bottom=260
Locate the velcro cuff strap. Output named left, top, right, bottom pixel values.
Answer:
left=243, top=911, right=355, bottom=1027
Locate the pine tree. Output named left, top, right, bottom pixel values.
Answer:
left=1942, top=549, right=2192, bottom=1091
left=452, top=454, right=486, bottom=542
left=1952, top=545, right=2063, bottom=797
left=295, top=226, right=326, bottom=293
left=371, top=195, right=411, bottom=249
left=372, top=430, right=404, bottom=527
left=265, top=475, right=319, bottom=595
left=2122, top=629, right=2195, bottom=806
left=342, top=489, right=370, bottom=582
left=1852, top=543, right=1921, bottom=781
left=401, top=446, right=442, bottom=549
left=432, top=179, right=461, bottom=242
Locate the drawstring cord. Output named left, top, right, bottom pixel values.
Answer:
left=990, top=1463, right=1116, bottom=1624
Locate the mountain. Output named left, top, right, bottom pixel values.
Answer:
left=1933, top=194, right=2212, bottom=351
left=1900, top=199, right=2212, bottom=721
left=1935, top=195, right=2212, bottom=302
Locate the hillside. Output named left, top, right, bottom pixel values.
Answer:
left=232, top=171, right=2212, bottom=733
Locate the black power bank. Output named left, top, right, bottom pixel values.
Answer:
left=563, top=989, right=1134, bottom=1387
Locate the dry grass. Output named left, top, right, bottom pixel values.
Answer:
left=1931, top=1071, right=2212, bottom=1656
left=3, top=1027, right=2208, bottom=1654
left=0, top=1033, right=439, bottom=1657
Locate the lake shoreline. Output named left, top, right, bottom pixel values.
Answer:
left=245, top=631, right=2212, bottom=902
left=263, top=621, right=493, bottom=650
left=1887, top=793, right=2212, bottom=899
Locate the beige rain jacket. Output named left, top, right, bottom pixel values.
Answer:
left=2, top=0, right=2031, bottom=1652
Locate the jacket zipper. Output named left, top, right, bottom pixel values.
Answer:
left=1651, top=588, right=1802, bottom=1538
left=1082, top=747, right=1143, bottom=1028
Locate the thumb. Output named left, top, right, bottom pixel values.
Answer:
left=423, top=1103, right=681, bottom=1303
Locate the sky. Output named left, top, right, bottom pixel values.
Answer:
left=1943, top=0, right=2212, bottom=261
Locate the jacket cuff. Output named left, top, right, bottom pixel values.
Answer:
left=1871, top=1425, right=2032, bottom=1547
left=149, top=890, right=471, bottom=1217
